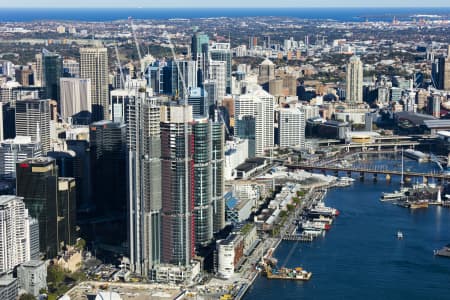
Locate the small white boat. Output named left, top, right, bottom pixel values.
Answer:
left=338, top=176, right=355, bottom=182
left=397, top=231, right=404, bottom=240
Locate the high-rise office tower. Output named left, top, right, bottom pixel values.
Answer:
left=110, top=89, right=130, bottom=124
left=127, top=94, right=162, bottom=275
left=263, top=36, right=271, bottom=49
left=346, top=56, right=363, bottom=103
left=16, top=157, right=58, bottom=258
left=209, top=60, right=226, bottom=103
left=26, top=217, right=40, bottom=260
left=188, top=88, right=208, bottom=118
left=235, top=115, right=256, bottom=157
left=191, top=32, right=209, bottom=79
left=15, top=66, right=34, bottom=87
left=192, top=118, right=213, bottom=246
left=33, top=53, right=43, bottom=87
left=160, top=104, right=194, bottom=266
left=89, top=121, right=127, bottom=248
left=258, top=59, right=275, bottom=87
left=147, top=61, right=166, bottom=94
left=62, top=59, right=80, bottom=78
left=15, top=99, right=51, bottom=154
left=66, top=137, right=91, bottom=222
left=57, top=177, right=77, bottom=247
left=0, top=136, right=42, bottom=179
left=42, top=49, right=63, bottom=103
left=209, top=43, right=232, bottom=94
left=80, top=47, right=109, bottom=121
left=437, top=45, right=450, bottom=90
left=0, top=195, right=32, bottom=273
left=2, top=102, right=15, bottom=140
left=60, top=78, right=92, bottom=124
left=210, top=121, right=225, bottom=233
left=203, top=80, right=217, bottom=114
left=235, top=89, right=274, bottom=156
left=163, top=60, right=197, bottom=99
left=278, top=108, right=305, bottom=148
left=191, top=32, right=209, bottom=60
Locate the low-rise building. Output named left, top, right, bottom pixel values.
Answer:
left=0, top=276, right=18, bottom=300
left=225, top=192, right=253, bottom=224
left=17, top=260, right=47, bottom=297
left=153, top=261, right=201, bottom=284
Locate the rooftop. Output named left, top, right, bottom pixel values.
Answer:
left=21, top=259, right=45, bottom=268
left=0, top=195, right=22, bottom=206
left=424, top=119, right=450, bottom=129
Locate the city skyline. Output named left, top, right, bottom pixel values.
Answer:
left=1, top=1, right=450, bottom=8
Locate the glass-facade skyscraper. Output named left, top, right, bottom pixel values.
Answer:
left=42, top=49, right=62, bottom=104
left=160, top=104, right=194, bottom=266
left=127, top=93, right=162, bottom=276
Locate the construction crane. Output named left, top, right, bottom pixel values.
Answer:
left=114, top=39, right=125, bottom=89
left=129, top=17, right=145, bottom=76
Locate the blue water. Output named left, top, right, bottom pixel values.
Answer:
left=245, top=161, right=450, bottom=300
left=0, top=7, right=450, bottom=22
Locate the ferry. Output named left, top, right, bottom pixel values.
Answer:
left=335, top=177, right=356, bottom=187
left=308, top=202, right=340, bottom=217
left=311, top=216, right=333, bottom=225
left=381, top=187, right=409, bottom=201
left=300, top=221, right=331, bottom=230
left=408, top=200, right=429, bottom=209
left=338, top=176, right=355, bottom=182
left=403, top=149, right=429, bottom=163
left=302, top=228, right=325, bottom=237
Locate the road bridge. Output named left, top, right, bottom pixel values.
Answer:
left=286, top=164, right=450, bottom=181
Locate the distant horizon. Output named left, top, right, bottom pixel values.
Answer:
left=1, top=6, right=449, bottom=22
left=1, top=6, right=450, bottom=8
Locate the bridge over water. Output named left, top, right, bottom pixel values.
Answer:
left=286, top=164, right=450, bottom=181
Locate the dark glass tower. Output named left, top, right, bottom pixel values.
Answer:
left=192, top=119, right=212, bottom=246
left=42, top=49, right=62, bottom=104
left=16, top=157, right=58, bottom=258
left=57, top=177, right=77, bottom=247
left=89, top=121, right=127, bottom=251
left=210, top=121, right=225, bottom=233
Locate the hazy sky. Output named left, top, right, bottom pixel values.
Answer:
left=1, top=0, right=449, bottom=8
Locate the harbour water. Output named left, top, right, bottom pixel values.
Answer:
left=245, top=158, right=450, bottom=300
left=1, top=7, right=450, bottom=22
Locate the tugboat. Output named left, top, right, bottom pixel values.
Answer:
left=397, top=231, right=404, bottom=240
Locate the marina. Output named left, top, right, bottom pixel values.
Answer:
left=244, top=156, right=450, bottom=300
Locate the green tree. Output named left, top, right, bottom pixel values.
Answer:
left=19, top=294, right=36, bottom=300
left=75, top=238, right=86, bottom=251
left=47, top=264, right=64, bottom=284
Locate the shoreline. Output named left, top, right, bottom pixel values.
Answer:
left=237, top=186, right=328, bottom=299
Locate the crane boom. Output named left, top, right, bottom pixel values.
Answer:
left=114, top=40, right=125, bottom=89
left=130, top=17, right=144, bottom=75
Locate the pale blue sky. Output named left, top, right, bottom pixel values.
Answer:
left=1, top=0, right=449, bottom=8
